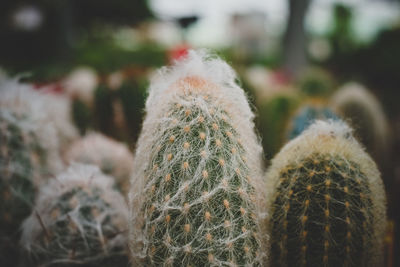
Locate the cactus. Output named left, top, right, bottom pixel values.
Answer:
left=129, top=51, right=266, bottom=266
left=331, top=82, right=389, bottom=166
left=266, top=120, right=387, bottom=267
left=257, top=91, right=300, bottom=159
left=65, top=132, right=134, bottom=194
left=0, top=77, right=63, bottom=177
left=43, top=93, right=79, bottom=153
left=0, top=79, right=63, bottom=234
left=0, top=110, right=37, bottom=235
left=21, top=164, right=129, bottom=267
left=298, top=68, right=334, bottom=98
left=286, top=102, right=339, bottom=140
left=0, top=79, right=63, bottom=266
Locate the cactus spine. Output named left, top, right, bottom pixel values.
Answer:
left=20, top=164, right=129, bottom=266
left=129, top=51, right=266, bottom=266
left=266, top=120, right=386, bottom=267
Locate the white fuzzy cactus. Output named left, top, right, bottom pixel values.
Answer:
left=20, top=164, right=129, bottom=266
left=0, top=77, right=63, bottom=178
left=266, top=120, right=387, bottom=267
left=65, top=132, right=134, bottom=194
left=129, top=51, right=266, bottom=266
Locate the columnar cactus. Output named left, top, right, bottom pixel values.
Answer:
left=286, top=102, right=339, bottom=140
left=331, top=82, right=389, bottom=166
left=266, top=120, right=387, bottom=266
left=21, top=164, right=129, bottom=266
left=65, top=132, right=134, bottom=194
left=130, top=51, right=266, bottom=266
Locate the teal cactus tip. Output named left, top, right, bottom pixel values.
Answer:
left=287, top=104, right=339, bottom=140
left=20, top=164, right=129, bottom=267
left=129, top=50, right=266, bottom=266
left=266, top=120, right=387, bottom=267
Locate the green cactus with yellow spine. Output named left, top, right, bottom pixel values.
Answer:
left=266, top=120, right=386, bottom=267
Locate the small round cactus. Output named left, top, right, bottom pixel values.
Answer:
left=20, top=164, right=129, bottom=267
left=286, top=102, right=339, bottom=140
left=130, top=51, right=266, bottom=266
left=331, top=82, right=389, bottom=166
left=65, top=132, right=134, bottom=194
left=266, top=120, right=387, bottom=267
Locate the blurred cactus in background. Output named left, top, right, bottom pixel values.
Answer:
left=65, top=132, right=134, bottom=195
left=257, top=91, right=300, bottom=159
left=70, top=70, right=146, bottom=143
left=42, top=93, right=79, bottom=153
left=0, top=77, right=63, bottom=266
left=297, top=68, right=335, bottom=99
left=266, top=120, right=387, bottom=267
left=20, top=164, right=129, bottom=267
left=130, top=51, right=267, bottom=266
left=331, top=82, right=390, bottom=170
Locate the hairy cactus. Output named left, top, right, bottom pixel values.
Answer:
left=21, top=164, right=129, bottom=267
left=266, top=120, right=387, bottom=267
left=286, top=102, right=339, bottom=140
left=65, top=132, right=134, bottom=194
left=0, top=77, right=63, bottom=177
left=331, top=82, right=389, bottom=166
left=0, top=79, right=63, bottom=235
left=130, top=51, right=266, bottom=266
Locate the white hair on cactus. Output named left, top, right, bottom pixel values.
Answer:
left=20, top=163, right=129, bottom=265
left=130, top=50, right=266, bottom=265
left=266, top=120, right=387, bottom=266
left=0, top=76, right=63, bottom=179
left=65, top=132, right=134, bottom=194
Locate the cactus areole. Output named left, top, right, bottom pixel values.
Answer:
left=267, top=120, right=386, bottom=267
left=129, top=51, right=266, bottom=266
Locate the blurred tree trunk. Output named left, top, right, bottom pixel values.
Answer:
left=283, top=0, right=311, bottom=78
